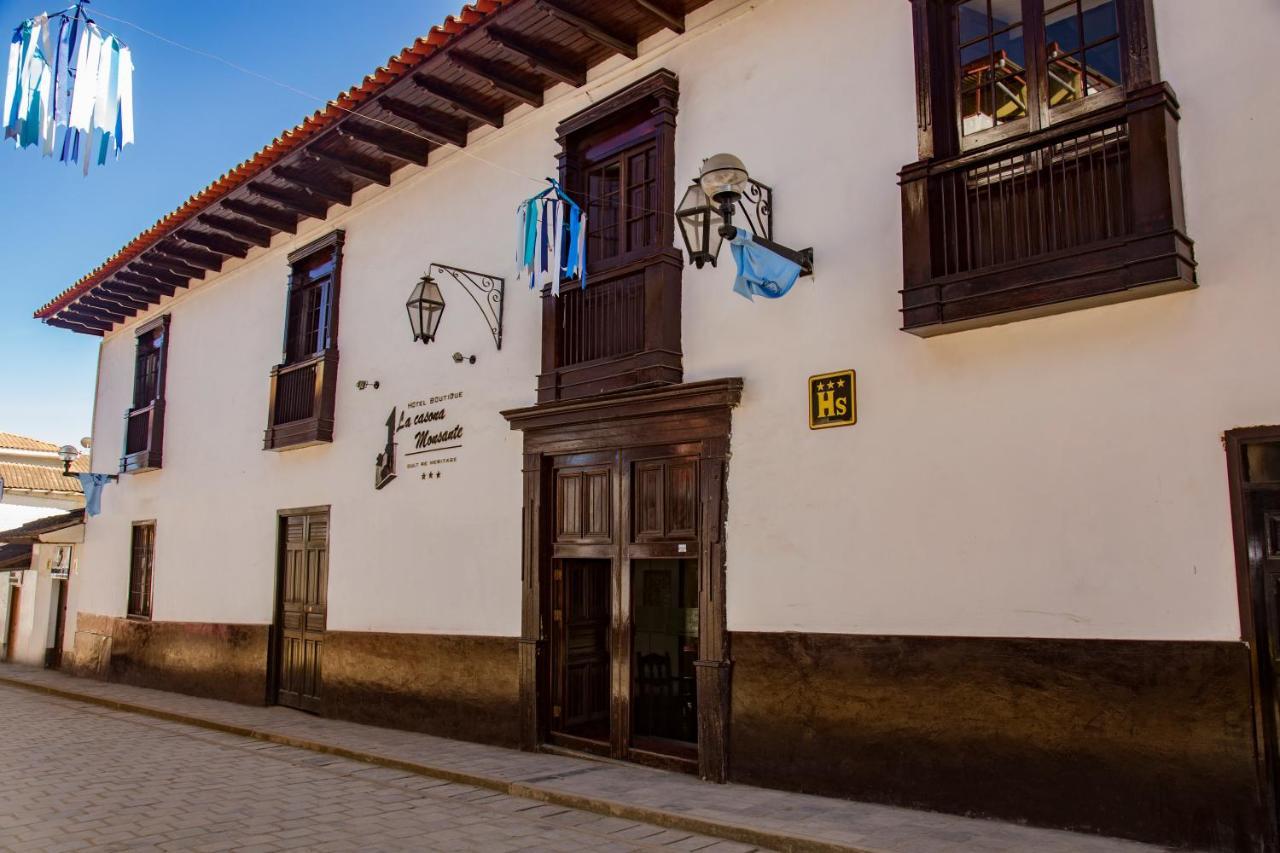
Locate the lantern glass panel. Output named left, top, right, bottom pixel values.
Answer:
left=677, top=183, right=725, bottom=267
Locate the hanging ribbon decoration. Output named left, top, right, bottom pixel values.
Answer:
left=4, top=0, right=134, bottom=173
left=516, top=178, right=586, bottom=297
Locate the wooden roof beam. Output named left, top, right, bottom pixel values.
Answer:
left=81, top=294, right=138, bottom=318
left=197, top=213, right=273, bottom=248
left=152, top=245, right=221, bottom=274
left=85, top=290, right=147, bottom=313
left=130, top=264, right=191, bottom=288
left=631, top=0, right=685, bottom=34
left=63, top=304, right=123, bottom=327
left=178, top=230, right=250, bottom=259
left=450, top=54, right=544, bottom=108
left=248, top=182, right=329, bottom=220
left=273, top=166, right=353, bottom=207
left=536, top=0, right=638, bottom=60
left=114, top=272, right=177, bottom=297
left=222, top=199, right=299, bottom=235
left=487, top=28, right=587, bottom=88
left=338, top=123, right=431, bottom=166
left=377, top=98, right=469, bottom=148
left=412, top=77, right=504, bottom=129
left=98, top=281, right=161, bottom=307
left=48, top=315, right=105, bottom=336
left=304, top=148, right=393, bottom=188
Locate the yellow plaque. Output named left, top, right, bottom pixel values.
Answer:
left=808, top=370, right=856, bottom=430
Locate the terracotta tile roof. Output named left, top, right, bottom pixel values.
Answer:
left=0, top=461, right=85, bottom=495
left=34, top=1, right=512, bottom=321
left=0, top=509, right=85, bottom=545
left=0, top=432, right=60, bottom=452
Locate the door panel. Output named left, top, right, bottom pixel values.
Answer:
left=633, top=457, right=698, bottom=542
left=552, top=559, right=611, bottom=741
left=556, top=466, right=612, bottom=543
left=277, top=511, right=328, bottom=712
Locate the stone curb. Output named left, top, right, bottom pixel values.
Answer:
left=0, top=674, right=866, bottom=853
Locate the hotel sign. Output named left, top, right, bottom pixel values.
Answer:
left=809, top=370, right=856, bottom=430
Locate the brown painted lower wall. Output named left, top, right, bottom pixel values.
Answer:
left=66, top=614, right=520, bottom=747
left=67, top=612, right=269, bottom=705
left=729, top=632, right=1264, bottom=852
left=321, top=631, right=520, bottom=747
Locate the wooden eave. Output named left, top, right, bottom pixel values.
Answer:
left=36, top=0, right=704, bottom=336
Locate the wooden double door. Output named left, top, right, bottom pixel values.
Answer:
left=273, top=509, right=329, bottom=712
left=545, top=444, right=721, bottom=772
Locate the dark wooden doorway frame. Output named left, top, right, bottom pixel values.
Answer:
left=503, top=378, right=742, bottom=782
left=1226, top=425, right=1280, bottom=849
left=269, top=505, right=331, bottom=712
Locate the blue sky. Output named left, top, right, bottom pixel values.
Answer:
left=0, top=0, right=459, bottom=446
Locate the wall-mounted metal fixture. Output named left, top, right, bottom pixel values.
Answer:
left=407, top=263, right=505, bottom=350
left=677, top=153, right=813, bottom=276
left=58, top=444, right=116, bottom=481
left=452, top=352, right=477, bottom=365
left=356, top=380, right=381, bottom=390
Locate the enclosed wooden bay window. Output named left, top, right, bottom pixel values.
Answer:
left=120, top=314, right=169, bottom=473
left=264, top=231, right=343, bottom=450
left=900, top=0, right=1195, bottom=335
left=538, top=70, right=681, bottom=403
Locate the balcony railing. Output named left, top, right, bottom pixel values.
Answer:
left=537, top=253, right=684, bottom=404
left=556, top=271, right=645, bottom=368
left=119, top=400, right=164, bottom=473
left=900, top=83, right=1196, bottom=336
left=264, top=349, right=338, bottom=450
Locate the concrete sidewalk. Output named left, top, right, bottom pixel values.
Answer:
left=0, top=664, right=1176, bottom=853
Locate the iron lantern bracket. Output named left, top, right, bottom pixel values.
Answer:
left=715, top=187, right=814, bottom=277
left=427, top=263, right=506, bottom=351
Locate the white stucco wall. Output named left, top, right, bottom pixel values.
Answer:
left=75, top=0, right=1280, bottom=644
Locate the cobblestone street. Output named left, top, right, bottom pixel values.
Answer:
left=0, top=685, right=757, bottom=853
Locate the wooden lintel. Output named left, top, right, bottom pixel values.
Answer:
left=378, top=98, right=469, bottom=148
left=536, top=0, right=638, bottom=60
left=450, top=54, right=544, bottom=108
left=223, top=199, right=300, bottom=235
left=273, top=166, right=354, bottom=206
left=197, top=213, right=273, bottom=248
left=631, top=0, right=685, bottom=34
left=248, top=181, right=330, bottom=220
left=81, top=294, right=138, bottom=318
left=115, top=272, right=177, bottom=297
left=487, top=29, right=587, bottom=87
left=338, top=122, right=431, bottom=166
left=304, top=148, right=393, bottom=187
left=411, top=77, right=505, bottom=128
left=178, top=229, right=250, bottom=259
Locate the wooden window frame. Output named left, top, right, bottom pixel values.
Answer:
left=264, top=231, right=344, bottom=450
left=900, top=0, right=1194, bottom=336
left=127, top=520, right=156, bottom=620
left=119, top=314, right=170, bottom=474
left=538, top=70, right=682, bottom=404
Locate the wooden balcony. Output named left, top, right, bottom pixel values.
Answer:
left=263, top=350, right=338, bottom=451
left=536, top=251, right=683, bottom=403
left=119, top=400, right=165, bottom=473
left=899, top=83, right=1196, bottom=336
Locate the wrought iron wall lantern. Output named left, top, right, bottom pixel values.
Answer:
left=677, top=153, right=814, bottom=276
left=58, top=444, right=116, bottom=482
left=405, top=264, right=505, bottom=350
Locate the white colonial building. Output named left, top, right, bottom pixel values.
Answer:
left=29, top=1, right=1280, bottom=849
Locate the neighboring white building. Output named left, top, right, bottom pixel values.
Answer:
left=0, top=510, right=83, bottom=668
left=0, top=432, right=87, bottom=530
left=27, top=1, right=1280, bottom=850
